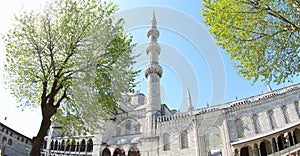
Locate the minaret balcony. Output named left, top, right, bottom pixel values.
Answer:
left=144, top=63, right=163, bottom=78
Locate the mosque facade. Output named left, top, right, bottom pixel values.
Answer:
left=42, top=13, right=300, bottom=156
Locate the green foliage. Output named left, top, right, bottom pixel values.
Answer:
left=4, top=0, right=138, bottom=134
left=202, top=0, right=300, bottom=84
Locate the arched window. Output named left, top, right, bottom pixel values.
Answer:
left=163, top=133, right=170, bottom=151
left=235, top=118, right=244, bottom=138
left=80, top=139, right=86, bottom=152
left=125, top=120, right=132, bottom=135
left=252, top=114, right=261, bottom=133
left=281, top=105, right=290, bottom=123
left=87, top=139, right=93, bottom=152
left=134, top=124, right=141, bottom=133
left=267, top=110, right=276, bottom=129
left=7, top=139, right=12, bottom=145
left=61, top=140, right=65, bottom=151
left=180, top=129, right=188, bottom=149
left=116, top=126, right=121, bottom=136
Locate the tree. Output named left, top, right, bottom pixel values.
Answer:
left=202, top=0, right=300, bottom=84
left=4, top=0, right=138, bottom=155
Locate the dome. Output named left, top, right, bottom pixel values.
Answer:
left=130, top=137, right=140, bottom=144
left=117, top=139, right=129, bottom=145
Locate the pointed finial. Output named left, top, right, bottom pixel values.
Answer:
left=152, top=10, right=156, bottom=21
left=150, top=10, right=157, bottom=26
left=187, top=86, right=194, bottom=112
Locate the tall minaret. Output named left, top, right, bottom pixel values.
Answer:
left=144, top=11, right=162, bottom=135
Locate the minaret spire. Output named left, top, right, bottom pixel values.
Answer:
left=144, top=11, right=162, bottom=135
left=151, top=10, right=157, bottom=26
left=187, top=87, right=194, bottom=113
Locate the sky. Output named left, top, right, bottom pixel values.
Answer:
left=0, top=0, right=299, bottom=138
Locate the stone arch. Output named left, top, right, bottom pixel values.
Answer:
left=240, top=145, right=252, bottom=156
left=80, top=139, right=86, bottom=152
left=54, top=140, right=58, bottom=150
left=102, top=148, right=111, bottom=156
left=260, top=140, right=272, bottom=155
left=71, top=139, right=76, bottom=151
left=61, top=140, right=66, bottom=151
left=234, top=149, right=239, bottom=156
left=288, top=132, right=294, bottom=146
left=293, top=128, right=300, bottom=144
left=76, top=141, right=80, bottom=151
left=277, top=135, right=284, bottom=151
left=87, top=138, right=93, bottom=152
left=204, top=126, right=223, bottom=154
left=253, top=143, right=259, bottom=156
left=50, top=140, right=54, bottom=150
left=113, top=148, right=125, bottom=156
left=116, top=118, right=141, bottom=136
left=163, top=133, right=170, bottom=151
left=128, top=146, right=140, bottom=156
left=66, top=139, right=71, bottom=151
left=180, top=129, right=189, bottom=149
left=271, top=138, right=278, bottom=152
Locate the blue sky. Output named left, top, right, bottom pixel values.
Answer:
left=114, top=0, right=300, bottom=111
left=0, top=0, right=299, bottom=138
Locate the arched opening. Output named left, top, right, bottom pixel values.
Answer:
left=294, top=128, right=300, bottom=144
left=113, top=148, right=125, bottom=156
left=80, top=139, right=86, bottom=152
left=288, top=132, right=294, bottom=146
left=87, top=139, right=93, bottom=152
left=128, top=147, right=140, bottom=156
left=204, top=126, right=223, bottom=154
left=66, top=139, right=71, bottom=151
left=272, top=138, right=278, bottom=152
left=54, top=140, right=58, bottom=150
left=117, top=119, right=141, bottom=136
left=253, top=143, right=259, bottom=156
left=61, top=140, right=65, bottom=151
left=240, top=146, right=250, bottom=156
left=71, top=139, right=76, bottom=151
left=163, top=133, right=170, bottom=151
left=260, top=140, right=272, bottom=155
left=234, top=149, right=239, bottom=156
left=260, top=142, right=267, bottom=156
left=277, top=135, right=284, bottom=150
left=180, top=129, right=189, bottom=149
left=50, top=140, right=54, bottom=150
left=102, top=148, right=111, bottom=156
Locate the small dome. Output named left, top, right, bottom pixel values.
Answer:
left=117, top=139, right=129, bottom=145
left=131, top=137, right=140, bottom=144
left=106, top=139, right=117, bottom=145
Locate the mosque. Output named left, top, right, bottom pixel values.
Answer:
left=42, top=13, right=300, bottom=156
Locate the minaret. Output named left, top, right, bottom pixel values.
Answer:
left=144, top=11, right=162, bottom=135
left=187, top=87, right=194, bottom=113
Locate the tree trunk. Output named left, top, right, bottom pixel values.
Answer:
left=30, top=117, right=52, bottom=156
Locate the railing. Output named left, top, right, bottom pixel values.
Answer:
left=157, top=112, right=193, bottom=122
left=157, top=83, right=300, bottom=123
left=215, top=83, right=300, bottom=109
left=267, top=143, right=300, bottom=156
